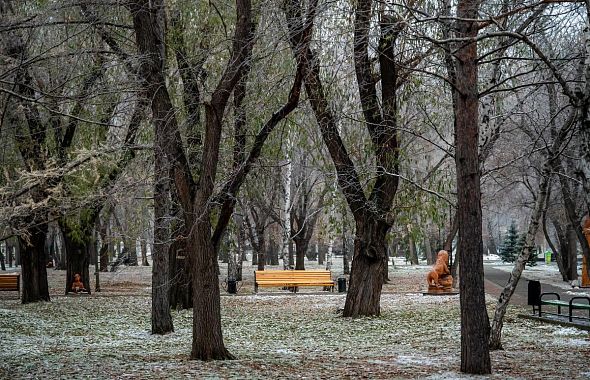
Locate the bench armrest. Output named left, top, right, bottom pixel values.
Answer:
left=540, top=292, right=560, bottom=301
left=569, top=296, right=590, bottom=306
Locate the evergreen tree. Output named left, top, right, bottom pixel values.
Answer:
left=499, top=222, right=519, bottom=263
left=517, top=234, right=538, bottom=267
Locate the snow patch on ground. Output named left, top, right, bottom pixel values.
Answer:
left=396, top=354, right=439, bottom=366
left=552, top=327, right=585, bottom=336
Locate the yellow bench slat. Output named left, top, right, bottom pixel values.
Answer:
left=254, top=270, right=334, bottom=292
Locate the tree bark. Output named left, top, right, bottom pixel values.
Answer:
left=454, top=0, right=491, bottom=373
left=60, top=221, right=92, bottom=295
left=343, top=217, right=389, bottom=317
left=189, top=220, right=233, bottom=359
left=553, top=220, right=576, bottom=281
left=169, top=231, right=192, bottom=310
left=141, top=239, right=149, bottom=266
left=129, top=0, right=175, bottom=335
left=20, top=224, right=50, bottom=303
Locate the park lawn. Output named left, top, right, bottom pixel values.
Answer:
left=0, top=266, right=588, bottom=379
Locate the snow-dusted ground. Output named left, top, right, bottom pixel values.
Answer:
left=0, top=260, right=588, bottom=379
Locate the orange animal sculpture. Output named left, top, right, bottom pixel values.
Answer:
left=71, top=273, right=86, bottom=293
left=426, top=250, right=453, bottom=292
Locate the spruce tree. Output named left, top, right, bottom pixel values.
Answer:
left=517, top=234, right=538, bottom=267
left=499, top=222, right=519, bottom=263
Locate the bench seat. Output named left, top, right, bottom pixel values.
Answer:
left=0, top=273, right=20, bottom=295
left=539, top=292, right=590, bottom=322
left=254, top=270, right=334, bottom=293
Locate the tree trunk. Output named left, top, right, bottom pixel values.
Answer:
left=567, top=225, right=578, bottom=281
left=407, top=226, right=419, bottom=265
left=424, top=234, right=434, bottom=265
left=489, top=163, right=551, bottom=350
left=13, top=237, right=20, bottom=267
left=61, top=222, right=92, bottom=295
left=543, top=212, right=567, bottom=281
left=281, top=156, right=292, bottom=269
left=128, top=239, right=138, bottom=266
left=169, top=233, right=192, bottom=310
left=228, top=227, right=238, bottom=280
left=343, top=224, right=350, bottom=275
left=294, top=237, right=308, bottom=270
left=486, top=218, right=498, bottom=256
left=152, top=156, right=174, bottom=333
left=256, top=227, right=266, bottom=271
left=554, top=221, right=576, bottom=281
left=7, top=243, right=13, bottom=268
left=141, top=239, right=149, bottom=266
left=343, top=218, right=389, bottom=317
left=20, top=224, right=50, bottom=303
left=190, top=218, right=234, bottom=360
left=454, top=0, right=491, bottom=373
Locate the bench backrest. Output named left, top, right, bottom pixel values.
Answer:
left=255, top=270, right=333, bottom=283
left=0, top=274, right=20, bottom=290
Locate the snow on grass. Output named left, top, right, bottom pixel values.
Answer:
left=0, top=266, right=588, bottom=379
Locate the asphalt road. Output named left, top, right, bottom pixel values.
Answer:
left=484, top=264, right=589, bottom=308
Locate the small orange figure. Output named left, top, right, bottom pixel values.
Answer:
left=71, top=273, right=86, bottom=293
left=427, top=250, right=453, bottom=292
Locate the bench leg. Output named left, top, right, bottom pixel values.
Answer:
left=569, top=305, right=573, bottom=322
left=255, top=284, right=258, bottom=293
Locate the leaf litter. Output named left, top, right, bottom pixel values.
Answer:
left=0, top=264, right=588, bottom=379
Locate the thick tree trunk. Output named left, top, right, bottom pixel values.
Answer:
left=127, top=239, right=138, bottom=266
left=554, top=221, right=577, bottom=281
left=343, top=218, right=389, bottom=317
left=268, top=240, right=279, bottom=266
left=61, top=222, right=92, bottom=295
left=169, top=233, right=192, bottom=310
left=152, top=154, right=174, bottom=333
left=294, top=237, right=308, bottom=270
left=129, top=0, right=175, bottom=335
left=21, top=224, right=50, bottom=303
left=190, top=219, right=234, bottom=360
left=454, top=0, right=491, bottom=373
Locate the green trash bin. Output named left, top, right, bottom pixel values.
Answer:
left=544, top=251, right=551, bottom=264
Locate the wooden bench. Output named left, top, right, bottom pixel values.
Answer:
left=0, top=273, right=20, bottom=296
left=254, top=270, right=334, bottom=293
left=539, top=292, right=590, bottom=322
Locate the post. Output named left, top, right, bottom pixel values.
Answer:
left=95, top=236, right=101, bottom=292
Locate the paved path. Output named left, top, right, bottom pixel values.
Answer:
left=484, top=264, right=589, bottom=308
